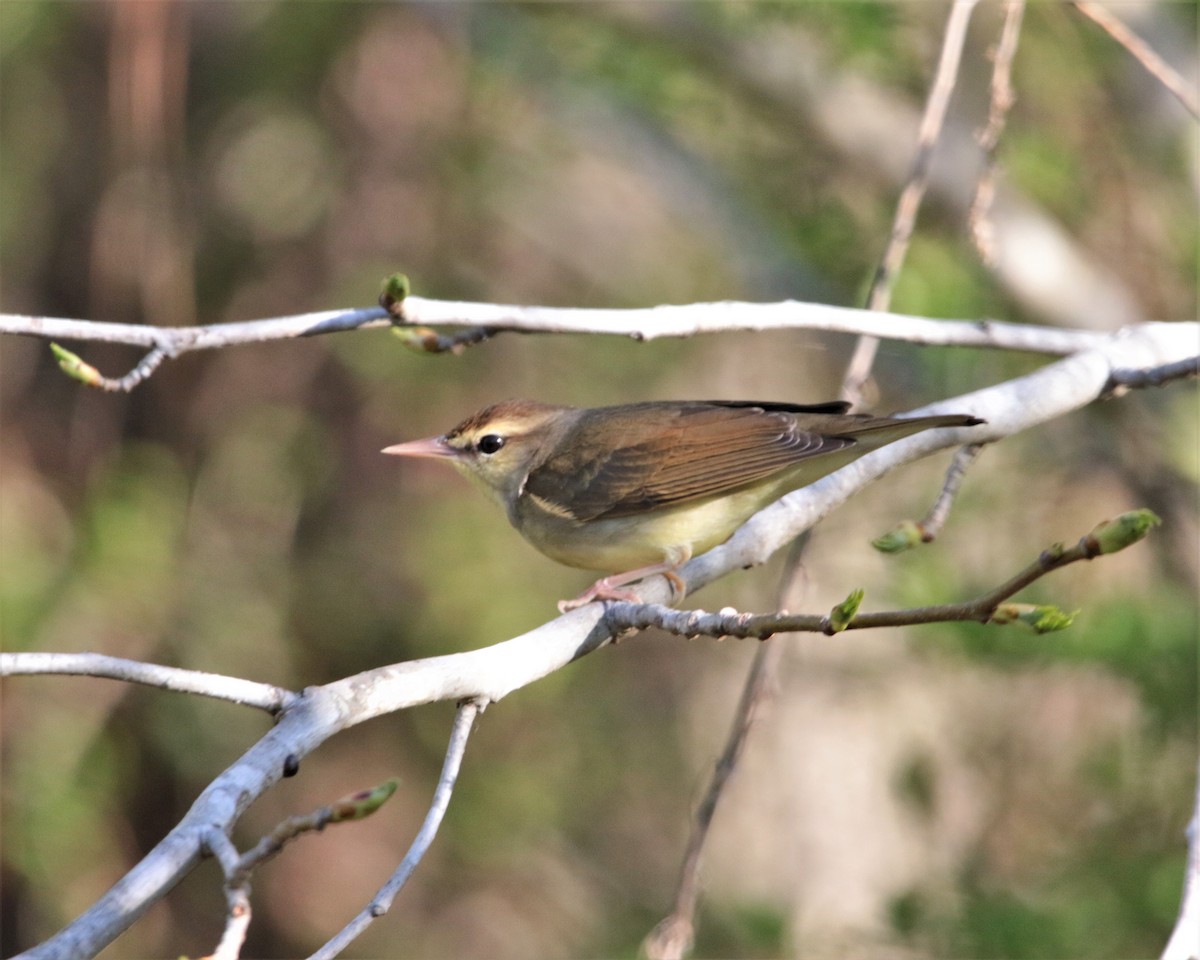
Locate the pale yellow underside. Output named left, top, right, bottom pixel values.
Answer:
left=515, top=478, right=795, bottom=573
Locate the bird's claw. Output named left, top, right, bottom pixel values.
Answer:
left=557, top=569, right=687, bottom=613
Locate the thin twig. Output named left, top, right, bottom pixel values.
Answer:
left=607, top=510, right=1160, bottom=641
left=843, top=0, right=981, bottom=408
left=203, top=830, right=252, bottom=960
left=970, top=0, right=1026, bottom=265
left=389, top=324, right=494, bottom=355
left=644, top=541, right=806, bottom=960
left=0, top=652, right=298, bottom=714
left=97, top=346, right=171, bottom=392
left=1071, top=0, right=1200, bottom=120
left=311, top=698, right=486, bottom=960
left=231, top=780, right=400, bottom=892
left=1106, top=355, right=1200, bottom=393
left=202, top=781, right=399, bottom=958
left=920, top=442, right=986, bottom=542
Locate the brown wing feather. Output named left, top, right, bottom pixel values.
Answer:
left=523, top=402, right=859, bottom=522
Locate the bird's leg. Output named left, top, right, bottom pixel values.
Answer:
left=557, top=550, right=690, bottom=613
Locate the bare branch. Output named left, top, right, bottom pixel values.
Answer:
left=203, top=830, right=251, bottom=960
left=1071, top=0, right=1200, bottom=120
left=970, top=0, right=1026, bottom=265
left=1107, top=355, right=1200, bottom=393
left=0, top=300, right=1107, bottom=388
left=0, top=652, right=297, bottom=714
left=0, top=306, right=390, bottom=350
left=843, top=0, right=980, bottom=407
left=312, top=699, right=485, bottom=960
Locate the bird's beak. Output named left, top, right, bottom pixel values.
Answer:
left=381, top=436, right=459, bottom=459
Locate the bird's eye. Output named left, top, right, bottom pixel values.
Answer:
left=476, top=434, right=505, bottom=455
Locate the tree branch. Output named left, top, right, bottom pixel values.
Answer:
left=0, top=652, right=297, bottom=714
left=608, top=509, right=1160, bottom=642
left=1107, top=355, right=1200, bottom=393
left=203, top=830, right=251, bottom=960
left=1, top=300, right=1107, bottom=390
left=311, top=699, right=485, bottom=960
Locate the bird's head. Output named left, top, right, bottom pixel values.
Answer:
left=383, top=399, right=574, bottom=506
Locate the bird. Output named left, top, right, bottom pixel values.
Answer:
left=383, top=399, right=983, bottom=611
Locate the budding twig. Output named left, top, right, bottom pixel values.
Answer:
left=607, top=510, right=1161, bottom=642
left=874, top=443, right=986, bottom=553
left=201, top=782, right=399, bottom=960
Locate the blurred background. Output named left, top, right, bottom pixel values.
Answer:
left=1, top=2, right=1196, bottom=957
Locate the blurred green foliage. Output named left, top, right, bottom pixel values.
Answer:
left=1, top=2, right=1195, bottom=958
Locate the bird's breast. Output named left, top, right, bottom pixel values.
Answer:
left=512, top=483, right=786, bottom=573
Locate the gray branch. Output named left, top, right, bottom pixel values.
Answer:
left=1, top=299, right=1107, bottom=389
left=0, top=652, right=297, bottom=714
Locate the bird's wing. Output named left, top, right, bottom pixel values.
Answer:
left=522, top=402, right=858, bottom=522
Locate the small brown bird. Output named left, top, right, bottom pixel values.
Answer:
left=384, top=400, right=983, bottom=610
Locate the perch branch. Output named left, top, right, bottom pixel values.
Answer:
left=608, top=510, right=1160, bottom=642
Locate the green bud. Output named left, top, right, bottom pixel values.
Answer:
left=872, top=520, right=926, bottom=554
left=50, top=343, right=102, bottom=387
left=992, top=603, right=1076, bottom=634
left=390, top=325, right=442, bottom=352
left=1085, top=510, right=1162, bottom=555
left=329, top=778, right=399, bottom=822
left=379, top=273, right=411, bottom=314
left=828, top=588, right=865, bottom=633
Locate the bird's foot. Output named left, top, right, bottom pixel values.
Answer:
left=557, top=565, right=688, bottom=613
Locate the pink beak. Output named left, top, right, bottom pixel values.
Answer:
left=381, top=436, right=460, bottom=459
